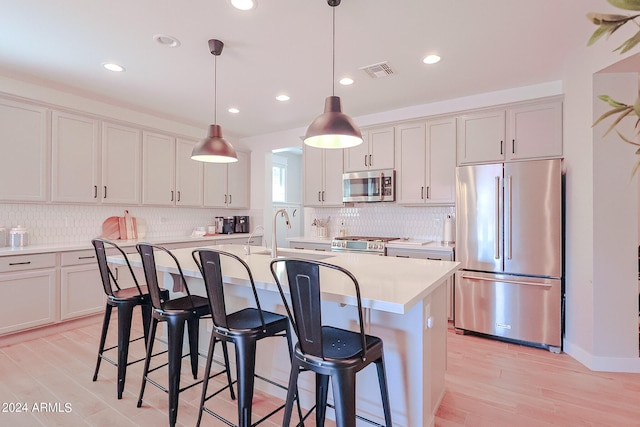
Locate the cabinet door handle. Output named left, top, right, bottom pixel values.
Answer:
left=426, top=186, right=430, bottom=199
left=369, top=154, right=372, bottom=166
left=318, top=191, right=322, bottom=202
left=171, top=191, right=174, bottom=201
left=364, top=155, right=368, bottom=167
left=94, top=185, right=98, bottom=199
left=512, top=138, right=515, bottom=154
left=103, top=186, right=107, bottom=199
left=421, top=186, right=424, bottom=199
left=314, top=248, right=327, bottom=252
left=9, top=261, right=31, bottom=266
left=177, top=191, right=181, bottom=202
left=426, top=257, right=442, bottom=261
left=322, top=191, right=325, bottom=201
left=229, top=194, right=232, bottom=204
left=500, top=140, right=504, bottom=155
left=78, top=255, right=96, bottom=260
left=294, top=246, right=304, bottom=250
left=394, top=255, right=410, bottom=258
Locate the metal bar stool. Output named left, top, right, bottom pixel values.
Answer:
left=136, top=243, right=234, bottom=427
left=270, top=258, right=393, bottom=427
left=91, top=238, right=169, bottom=399
left=192, top=248, right=301, bottom=427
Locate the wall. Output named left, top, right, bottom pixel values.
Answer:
left=561, top=4, right=640, bottom=371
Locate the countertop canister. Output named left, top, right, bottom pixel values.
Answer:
left=9, top=225, right=28, bottom=248
left=0, top=226, right=6, bottom=248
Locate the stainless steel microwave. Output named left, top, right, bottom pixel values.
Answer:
left=343, top=169, right=395, bottom=202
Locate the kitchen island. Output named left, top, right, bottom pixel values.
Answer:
left=109, top=244, right=459, bottom=427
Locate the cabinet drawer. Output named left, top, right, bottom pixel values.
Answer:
left=0, top=253, right=56, bottom=273
left=387, top=248, right=453, bottom=261
left=60, top=249, right=97, bottom=266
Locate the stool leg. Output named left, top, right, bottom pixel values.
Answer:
left=316, top=373, right=330, bottom=426
left=93, top=303, right=112, bottom=382
left=235, top=337, right=257, bottom=427
left=187, top=316, right=200, bottom=379
left=116, top=302, right=136, bottom=399
left=330, top=371, right=357, bottom=427
left=167, top=316, right=186, bottom=427
left=375, top=357, right=392, bottom=427
left=221, top=341, right=236, bottom=400
left=196, top=331, right=218, bottom=427
left=137, top=318, right=158, bottom=408
left=285, top=328, right=304, bottom=424
left=282, top=358, right=302, bottom=427
left=140, top=302, right=152, bottom=348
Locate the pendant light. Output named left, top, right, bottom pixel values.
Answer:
left=304, top=0, right=363, bottom=149
left=191, top=39, right=238, bottom=163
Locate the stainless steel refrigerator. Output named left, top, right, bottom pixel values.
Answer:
left=454, top=158, right=563, bottom=351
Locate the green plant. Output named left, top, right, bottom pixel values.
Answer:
left=588, top=0, right=640, bottom=174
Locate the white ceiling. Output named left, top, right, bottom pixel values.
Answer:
left=0, top=0, right=607, bottom=139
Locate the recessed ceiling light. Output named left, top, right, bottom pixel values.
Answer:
left=153, top=34, right=181, bottom=48
left=276, top=94, right=290, bottom=102
left=230, top=0, right=256, bottom=11
left=423, top=54, right=441, bottom=65
left=102, top=62, right=125, bottom=72
left=228, top=107, right=240, bottom=114
left=339, top=77, right=354, bottom=86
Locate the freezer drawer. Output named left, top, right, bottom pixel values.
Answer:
left=454, top=271, right=561, bottom=348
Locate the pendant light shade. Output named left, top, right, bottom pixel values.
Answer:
left=304, top=96, right=363, bottom=149
left=303, top=0, right=362, bottom=149
left=192, top=39, right=238, bottom=163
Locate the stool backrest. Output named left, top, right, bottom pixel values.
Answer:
left=137, top=243, right=194, bottom=310
left=92, top=238, right=143, bottom=297
left=270, top=258, right=367, bottom=360
left=192, top=248, right=266, bottom=331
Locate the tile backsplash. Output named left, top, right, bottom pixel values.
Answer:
left=304, top=204, right=455, bottom=242
left=0, top=203, right=255, bottom=245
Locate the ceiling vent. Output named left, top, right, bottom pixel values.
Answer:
left=360, top=61, right=395, bottom=79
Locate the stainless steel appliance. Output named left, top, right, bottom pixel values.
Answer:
left=331, top=236, right=399, bottom=255
left=234, top=216, right=250, bottom=233
left=454, top=159, right=563, bottom=352
left=343, top=169, right=395, bottom=203
left=222, top=217, right=235, bottom=234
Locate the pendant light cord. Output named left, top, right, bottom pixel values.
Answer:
left=332, top=5, right=336, bottom=97
left=213, top=54, right=217, bottom=124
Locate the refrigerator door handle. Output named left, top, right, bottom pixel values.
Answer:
left=494, top=176, right=501, bottom=260
left=460, top=274, right=553, bottom=288
left=506, top=175, right=512, bottom=260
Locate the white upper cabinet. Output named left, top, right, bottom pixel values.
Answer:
left=175, top=138, right=204, bottom=207
left=142, top=131, right=175, bottom=206
left=101, top=122, right=141, bottom=205
left=396, top=117, right=456, bottom=205
left=303, top=145, right=344, bottom=207
left=51, top=111, right=100, bottom=203
left=0, top=99, right=49, bottom=202
left=457, top=98, right=563, bottom=165
left=203, top=150, right=250, bottom=208
left=507, top=100, right=562, bottom=160
left=344, top=125, right=395, bottom=172
left=457, top=110, right=505, bottom=165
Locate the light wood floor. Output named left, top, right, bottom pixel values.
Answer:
left=2, top=314, right=640, bottom=427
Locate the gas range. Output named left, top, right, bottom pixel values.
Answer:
left=331, top=236, right=400, bottom=255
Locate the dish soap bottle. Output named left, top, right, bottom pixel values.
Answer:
left=339, top=220, right=347, bottom=237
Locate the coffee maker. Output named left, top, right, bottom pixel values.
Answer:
left=234, top=216, right=250, bottom=233
left=222, top=217, right=235, bottom=234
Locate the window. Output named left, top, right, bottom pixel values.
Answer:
left=272, top=163, right=286, bottom=202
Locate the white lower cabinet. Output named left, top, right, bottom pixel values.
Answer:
left=0, top=254, right=56, bottom=335
left=387, top=247, right=455, bottom=321
left=60, top=250, right=104, bottom=320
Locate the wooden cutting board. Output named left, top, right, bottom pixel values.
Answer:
left=100, top=216, right=121, bottom=240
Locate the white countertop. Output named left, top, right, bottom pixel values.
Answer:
left=110, top=244, right=459, bottom=315
left=0, top=233, right=260, bottom=256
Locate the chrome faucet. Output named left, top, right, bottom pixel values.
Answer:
left=272, top=208, right=291, bottom=258
left=244, top=225, right=264, bottom=255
